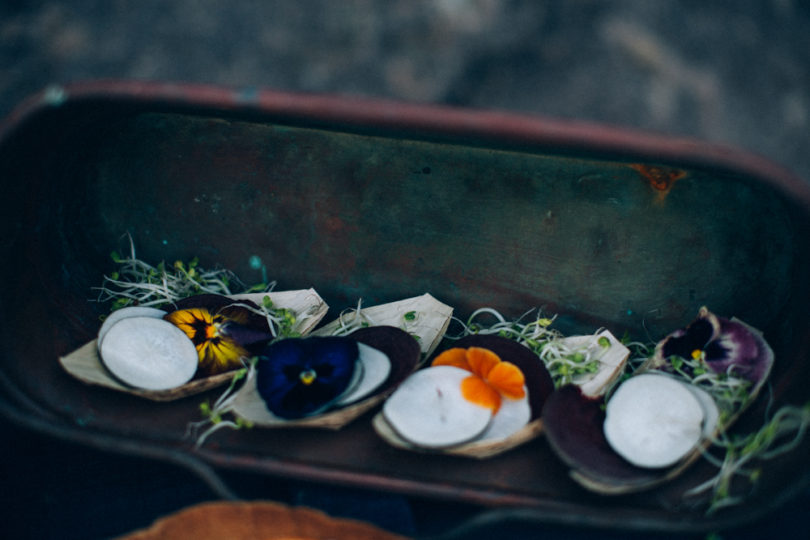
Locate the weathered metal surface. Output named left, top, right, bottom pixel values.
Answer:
left=2, top=81, right=810, bottom=533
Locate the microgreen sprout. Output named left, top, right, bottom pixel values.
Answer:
left=95, top=236, right=274, bottom=309
left=225, top=295, right=302, bottom=340
left=537, top=330, right=609, bottom=387
left=95, top=239, right=307, bottom=342
left=329, top=299, right=376, bottom=336
left=186, top=360, right=256, bottom=448
left=666, top=354, right=753, bottom=424
left=686, top=400, right=810, bottom=514
left=621, top=334, right=655, bottom=372
left=447, top=307, right=609, bottom=388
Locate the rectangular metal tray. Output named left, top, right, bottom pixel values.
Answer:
left=2, top=81, right=809, bottom=533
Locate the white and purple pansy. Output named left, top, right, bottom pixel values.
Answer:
left=652, top=306, right=774, bottom=385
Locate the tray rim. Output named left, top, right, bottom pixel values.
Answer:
left=2, top=79, right=809, bottom=206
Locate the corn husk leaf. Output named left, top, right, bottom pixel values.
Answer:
left=312, top=293, right=453, bottom=357
left=372, top=413, right=544, bottom=459
left=559, top=330, right=629, bottom=397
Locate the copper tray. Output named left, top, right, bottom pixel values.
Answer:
left=2, top=81, right=810, bottom=534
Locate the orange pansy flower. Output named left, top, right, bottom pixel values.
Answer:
left=432, top=347, right=526, bottom=412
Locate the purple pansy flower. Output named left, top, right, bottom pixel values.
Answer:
left=652, top=307, right=774, bottom=385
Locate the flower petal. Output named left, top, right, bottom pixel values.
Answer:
left=198, top=337, right=248, bottom=375
left=706, top=318, right=774, bottom=384
left=465, top=347, right=501, bottom=379
left=652, top=307, right=721, bottom=368
left=486, top=361, right=526, bottom=399
left=658, top=316, right=716, bottom=362
left=431, top=348, right=471, bottom=371
left=164, top=308, right=215, bottom=345
left=460, top=374, right=502, bottom=412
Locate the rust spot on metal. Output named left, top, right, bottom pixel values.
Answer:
left=629, top=163, right=687, bottom=200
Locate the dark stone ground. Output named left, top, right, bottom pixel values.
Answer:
left=2, top=1, right=809, bottom=538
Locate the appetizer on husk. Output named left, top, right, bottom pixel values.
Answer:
left=542, top=307, right=774, bottom=494
left=224, top=326, right=421, bottom=429
left=60, top=290, right=328, bottom=400
left=374, top=334, right=554, bottom=458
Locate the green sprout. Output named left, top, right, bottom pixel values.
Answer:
left=225, top=295, right=301, bottom=340
left=686, top=400, right=810, bottom=514
left=95, top=236, right=273, bottom=309
left=446, top=307, right=613, bottom=388
left=328, top=299, right=376, bottom=336
left=187, top=361, right=257, bottom=447
left=95, top=237, right=307, bottom=340
left=666, top=354, right=753, bottom=424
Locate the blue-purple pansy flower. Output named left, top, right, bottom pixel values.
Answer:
left=651, top=307, right=774, bottom=385
left=256, top=336, right=358, bottom=419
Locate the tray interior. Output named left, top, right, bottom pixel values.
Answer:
left=2, top=93, right=810, bottom=531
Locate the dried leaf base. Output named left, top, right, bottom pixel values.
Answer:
left=373, top=412, right=544, bottom=459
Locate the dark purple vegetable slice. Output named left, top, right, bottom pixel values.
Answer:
left=348, top=326, right=421, bottom=387
left=543, top=385, right=663, bottom=490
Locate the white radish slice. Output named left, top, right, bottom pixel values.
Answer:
left=603, top=373, right=705, bottom=468
left=99, top=316, right=198, bottom=390
left=476, top=389, right=531, bottom=441
left=685, top=383, right=720, bottom=437
left=335, top=343, right=391, bottom=406
left=383, top=366, right=493, bottom=448
left=97, top=306, right=167, bottom=348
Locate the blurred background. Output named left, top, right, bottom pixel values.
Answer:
left=3, top=0, right=810, bottom=180
left=2, top=1, right=809, bottom=538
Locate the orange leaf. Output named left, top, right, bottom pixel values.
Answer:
left=465, top=347, right=501, bottom=378
left=486, top=361, right=526, bottom=399
left=432, top=348, right=471, bottom=371
left=460, top=375, right=502, bottom=413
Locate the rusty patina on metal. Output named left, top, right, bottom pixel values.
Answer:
left=2, top=81, right=810, bottom=533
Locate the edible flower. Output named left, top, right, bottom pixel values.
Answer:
left=432, top=347, right=525, bottom=412
left=256, top=336, right=358, bottom=419
left=164, top=307, right=250, bottom=376
left=652, top=306, right=774, bottom=384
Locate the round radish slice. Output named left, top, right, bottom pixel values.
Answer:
left=603, top=373, right=705, bottom=468
left=97, top=306, right=167, bottom=348
left=383, top=366, right=493, bottom=448
left=685, top=383, right=720, bottom=437
left=477, top=389, right=531, bottom=441
left=335, top=343, right=391, bottom=406
left=100, top=316, right=198, bottom=390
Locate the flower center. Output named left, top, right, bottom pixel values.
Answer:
left=299, top=368, right=317, bottom=385
left=691, top=349, right=704, bottom=360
